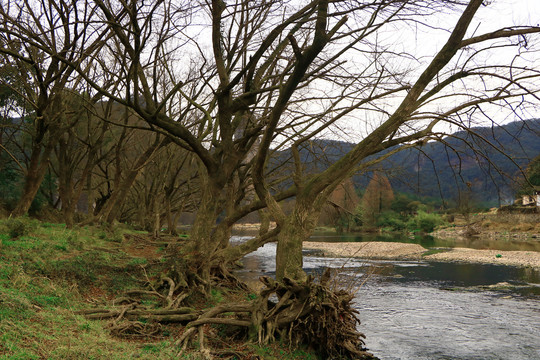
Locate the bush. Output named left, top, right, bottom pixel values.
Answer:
left=376, top=211, right=407, bottom=231
left=407, top=211, right=445, bottom=233
left=5, top=217, right=39, bottom=239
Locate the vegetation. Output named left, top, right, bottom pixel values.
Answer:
left=407, top=211, right=446, bottom=234
left=0, top=219, right=340, bottom=359
left=373, top=201, right=446, bottom=234
left=328, top=188, right=447, bottom=234
left=361, top=173, right=395, bottom=228
left=527, top=155, right=540, bottom=188
left=0, top=219, right=167, bottom=359
left=518, top=154, right=540, bottom=196
left=1, top=0, right=539, bottom=357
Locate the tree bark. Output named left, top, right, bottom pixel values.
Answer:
left=165, top=197, right=177, bottom=235
left=275, top=197, right=321, bottom=282
left=11, top=144, right=52, bottom=217
left=189, top=183, right=222, bottom=280
left=100, top=168, right=142, bottom=223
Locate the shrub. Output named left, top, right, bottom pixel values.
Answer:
left=407, top=211, right=445, bottom=233
left=5, top=217, right=39, bottom=239
left=376, top=211, right=407, bottom=231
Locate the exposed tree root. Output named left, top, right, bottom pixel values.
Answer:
left=210, top=262, right=250, bottom=291
left=75, top=269, right=200, bottom=338
left=76, top=307, right=197, bottom=322
left=177, top=269, right=375, bottom=359
left=107, top=320, right=163, bottom=338
left=78, top=263, right=375, bottom=359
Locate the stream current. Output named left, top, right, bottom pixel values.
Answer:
left=232, top=235, right=540, bottom=360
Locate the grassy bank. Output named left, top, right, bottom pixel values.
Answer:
left=0, top=218, right=318, bottom=360
left=0, top=218, right=178, bottom=359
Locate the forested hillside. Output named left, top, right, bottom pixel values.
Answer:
left=279, top=119, right=540, bottom=207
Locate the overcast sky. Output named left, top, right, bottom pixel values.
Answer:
left=332, top=0, right=540, bottom=142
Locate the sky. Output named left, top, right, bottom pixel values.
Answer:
left=331, top=0, right=540, bottom=143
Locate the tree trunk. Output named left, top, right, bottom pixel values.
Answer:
left=215, top=226, right=279, bottom=266
left=60, top=190, right=75, bottom=228
left=171, top=211, right=180, bottom=235
left=57, top=159, right=76, bottom=228
left=97, top=137, right=167, bottom=224
left=152, top=196, right=161, bottom=237
left=258, top=208, right=270, bottom=236
left=11, top=145, right=52, bottom=217
left=12, top=167, right=46, bottom=217
left=165, top=197, right=178, bottom=235
left=275, top=197, right=321, bottom=282
left=101, top=169, right=140, bottom=223
left=190, top=181, right=222, bottom=279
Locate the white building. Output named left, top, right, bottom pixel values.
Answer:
left=522, top=191, right=540, bottom=207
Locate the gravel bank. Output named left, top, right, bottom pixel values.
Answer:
left=303, top=241, right=540, bottom=269
left=303, top=241, right=426, bottom=260
left=424, top=247, right=540, bottom=268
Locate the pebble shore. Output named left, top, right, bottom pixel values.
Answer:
left=303, top=241, right=540, bottom=269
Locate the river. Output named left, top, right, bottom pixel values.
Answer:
left=232, top=234, right=540, bottom=360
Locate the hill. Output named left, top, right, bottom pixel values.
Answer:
left=276, top=119, right=540, bottom=207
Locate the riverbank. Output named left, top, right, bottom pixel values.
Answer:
left=432, top=212, right=540, bottom=242
left=303, top=241, right=426, bottom=260
left=0, top=219, right=322, bottom=360
left=303, top=241, right=540, bottom=269
left=423, top=247, right=540, bottom=268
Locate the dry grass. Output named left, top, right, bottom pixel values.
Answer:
left=474, top=213, right=540, bottom=232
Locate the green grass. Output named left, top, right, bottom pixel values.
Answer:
left=209, top=288, right=224, bottom=304
left=0, top=218, right=184, bottom=359
left=248, top=343, right=317, bottom=360
left=0, top=218, right=322, bottom=360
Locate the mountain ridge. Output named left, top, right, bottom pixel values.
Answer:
left=277, top=119, right=540, bottom=207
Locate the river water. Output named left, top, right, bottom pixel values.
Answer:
left=232, top=235, right=540, bottom=360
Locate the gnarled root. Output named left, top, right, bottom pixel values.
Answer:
left=177, top=268, right=375, bottom=359
left=107, top=320, right=162, bottom=338
left=78, top=262, right=375, bottom=359
left=75, top=269, right=198, bottom=338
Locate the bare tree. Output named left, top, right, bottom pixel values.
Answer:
left=88, top=101, right=171, bottom=224
left=12, top=0, right=539, bottom=284
left=51, top=93, right=105, bottom=227
left=123, top=144, right=199, bottom=235
left=249, top=0, right=540, bottom=280
left=7, top=1, right=536, bottom=356
left=56, top=0, right=345, bottom=279
left=0, top=0, right=107, bottom=216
